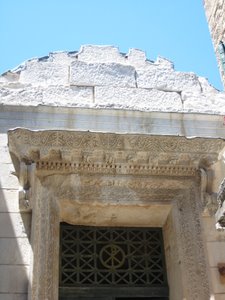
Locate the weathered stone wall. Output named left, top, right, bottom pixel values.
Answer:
left=204, top=0, right=225, bottom=87
left=1, top=45, right=225, bottom=114
left=0, top=133, right=31, bottom=300
left=1, top=45, right=225, bottom=299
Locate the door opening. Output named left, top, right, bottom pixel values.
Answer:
left=59, top=224, right=169, bottom=299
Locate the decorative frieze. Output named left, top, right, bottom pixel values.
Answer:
left=8, top=128, right=225, bottom=218
left=8, top=129, right=224, bottom=170
left=36, top=160, right=197, bottom=177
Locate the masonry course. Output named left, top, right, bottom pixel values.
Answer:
left=1, top=45, right=225, bottom=114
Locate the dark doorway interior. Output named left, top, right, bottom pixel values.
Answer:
left=59, top=224, right=169, bottom=300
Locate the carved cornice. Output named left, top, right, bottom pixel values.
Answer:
left=8, top=128, right=225, bottom=178
left=8, top=128, right=225, bottom=153
left=11, top=128, right=225, bottom=211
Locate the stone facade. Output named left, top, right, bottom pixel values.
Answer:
left=1, top=45, right=225, bottom=299
left=204, top=0, right=225, bottom=87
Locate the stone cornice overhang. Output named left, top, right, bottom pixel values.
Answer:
left=7, top=128, right=225, bottom=216
left=8, top=128, right=225, bottom=183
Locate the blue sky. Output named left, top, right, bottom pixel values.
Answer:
left=0, top=0, right=223, bottom=90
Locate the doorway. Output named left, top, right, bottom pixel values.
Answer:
left=59, top=224, right=169, bottom=299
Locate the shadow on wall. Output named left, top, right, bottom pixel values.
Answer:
left=0, top=132, right=31, bottom=300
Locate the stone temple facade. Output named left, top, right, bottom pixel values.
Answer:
left=1, top=45, right=225, bottom=300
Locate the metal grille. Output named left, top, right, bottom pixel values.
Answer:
left=60, top=224, right=167, bottom=288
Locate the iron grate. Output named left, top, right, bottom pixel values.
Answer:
left=60, top=224, right=168, bottom=288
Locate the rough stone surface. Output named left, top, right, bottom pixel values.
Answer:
left=95, top=86, right=182, bottom=111
left=127, top=48, right=147, bottom=66
left=136, top=65, right=201, bottom=92
left=1, top=44, right=224, bottom=114
left=76, top=45, right=126, bottom=64
left=0, top=85, right=93, bottom=107
left=0, top=85, right=43, bottom=106
left=70, top=60, right=136, bottom=87
left=19, top=60, right=69, bottom=86
left=42, top=85, right=93, bottom=106
left=182, top=90, right=225, bottom=114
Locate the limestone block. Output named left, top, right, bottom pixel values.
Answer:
left=19, top=59, right=69, bottom=86
left=210, top=267, right=225, bottom=293
left=49, top=51, right=72, bottom=64
left=95, top=86, right=182, bottom=112
left=155, top=56, right=174, bottom=70
left=0, top=71, right=19, bottom=83
left=0, top=212, right=31, bottom=238
left=0, top=189, right=19, bottom=212
left=127, top=48, right=147, bottom=66
left=207, top=241, right=225, bottom=267
left=0, top=238, right=30, bottom=264
left=70, top=60, right=136, bottom=87
left=0, top=163, right=18, bottom=189
left=0, top=85, right=43, bottom=106
left=198, top=76, right=219, bottom=93
left=0, top=294, right=27, bottom=300
left=43, top=85, right=93, bottom=106
left=0, top=265, right=29, bottom=293
left=76, top=45, right=125, bottom=64
left=182, top=91, right=225, bottom=114
left=136, top=65, right=201, bottom=92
